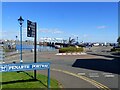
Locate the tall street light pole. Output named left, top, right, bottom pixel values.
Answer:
left=18, top=16, right=24, bottom=63
left=77, top=37, right=78, bottom=45
left=15, top=36, right=18, bottom=51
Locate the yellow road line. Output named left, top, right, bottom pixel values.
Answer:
left=51, top=68, right=111, bottom=90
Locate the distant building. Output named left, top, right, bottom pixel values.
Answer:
left=93, top=43, right=100, bottom=46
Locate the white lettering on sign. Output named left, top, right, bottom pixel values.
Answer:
left=0, top=62, right=50, bottom=72
left=32, top=64, right=49, bottom=68
left=8, top=65, right=30, bottom=70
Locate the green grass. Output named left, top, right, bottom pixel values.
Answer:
left=1, top=71, right=60, bottom=88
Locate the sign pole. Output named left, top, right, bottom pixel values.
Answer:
left=34, top=22, right=37, bottom=80
left=47, top=68, right=50, bottom=89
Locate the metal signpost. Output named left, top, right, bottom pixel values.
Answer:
left=0, top=62, right=50, bottom=88
left=27, top=20, right=50, bottom=88
left=27, top=20, right=37, bottom=79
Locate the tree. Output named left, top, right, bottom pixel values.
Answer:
left=117, top=36, right=120, bottom=46
left=68, top=37, right=75, bottom=45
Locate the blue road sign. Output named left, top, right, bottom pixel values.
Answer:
left=0, top=62, right=50, bottom=72
left=0, top=62, right=50, bottom=89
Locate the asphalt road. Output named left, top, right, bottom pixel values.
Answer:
left=4, top=46, right=120, bottom=89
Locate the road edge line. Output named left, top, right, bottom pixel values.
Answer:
left=51, top=68, right=111, bottom=90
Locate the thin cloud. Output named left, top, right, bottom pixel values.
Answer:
left=39, top=28, right=63, bottom=34
left=71, top=34, right=78, bottom=37
left=97, top=25, right=107, bottom=29
left=53, top=30, right=63, bottom=34
left=2, top=31, right=18, bottom=34
left=83, top=34, right=88, bottom=38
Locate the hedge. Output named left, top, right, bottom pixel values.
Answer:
left=111, top=48, right=120, bottom=52
left=59, top=46, right=83, bottom=53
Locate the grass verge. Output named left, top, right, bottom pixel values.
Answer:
left=1, top=71, right=60, bottom=88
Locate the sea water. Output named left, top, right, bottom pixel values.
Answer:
left=16, top=45, right=56, bottom=51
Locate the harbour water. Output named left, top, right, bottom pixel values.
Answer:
left=16, top=45, right=56, bottom=51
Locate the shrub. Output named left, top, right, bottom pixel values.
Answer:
left=59, top=46, right=83, bottom=53
left=111, top=48, right=120, bottom=52
left=3, top=47, right=16, bottom=52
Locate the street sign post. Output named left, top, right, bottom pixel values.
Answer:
left=27, top=20, right=50, bottom=87
left=0, top=62, right=50, bottom=88
left=27, top=20, right=37, bottom=79
left=34, top=22, right=37, bottom=80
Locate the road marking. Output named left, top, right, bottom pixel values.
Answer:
left=102, top=73, right=115, bottom=78
left=89, top=73, right=99, bottom=78
left=51, top=68, right=111, bottom=90
left=104, top=75, right=114, bottom=78
left=77, top=72, right=86, bottom=76
left=55, top=52, right=87, bottom=55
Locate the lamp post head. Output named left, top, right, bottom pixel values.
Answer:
left=18, top=16, right=24, bottom=25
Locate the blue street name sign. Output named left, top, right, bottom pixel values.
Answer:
left=0, top=62, right=50, bottom=72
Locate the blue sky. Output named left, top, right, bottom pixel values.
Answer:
left=2, top=2, right=118, bottom=43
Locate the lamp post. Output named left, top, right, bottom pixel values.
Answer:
left=15, top=35, right=18, bottom=51
left=18, top=16, right=24, bottom=63
left=77, top=37, right=78, bottom=45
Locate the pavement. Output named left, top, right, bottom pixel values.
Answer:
left=2, top=46, right=120, bottom=89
